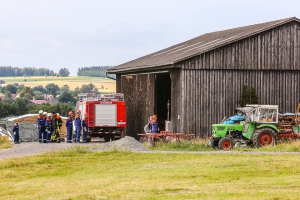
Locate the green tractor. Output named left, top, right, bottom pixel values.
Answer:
left=209, top=105, right=279, bottom=150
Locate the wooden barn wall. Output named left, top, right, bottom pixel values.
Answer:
left=176, top=21, right=300, bottom=137
left=119, top=74, right=155, bottom=137
left=169, top=69, right=182, bottom=133
left=179, top=69, right=300, bottom=137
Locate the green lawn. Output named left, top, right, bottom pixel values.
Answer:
left=0, top=139, right=12, bottom=150
left=1, top=147, right=300, bottom=199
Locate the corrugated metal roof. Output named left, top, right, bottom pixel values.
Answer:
left=108, top=17, right=300, bottom=73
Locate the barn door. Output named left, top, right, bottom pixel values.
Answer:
left=154, top=73, right=171, bottom=131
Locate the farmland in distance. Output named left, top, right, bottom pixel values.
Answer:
left=0, top=76, right=116, bottom=92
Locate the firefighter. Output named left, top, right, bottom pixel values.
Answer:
left=74, top=113, right=81, bottom=143
left=150, top=114, right=159, bottom=133
left=37, top=110, right=45, bottom=143
left=12, top=121, right=20, bottom=144
left=46, top=113, right=52, bottom=142
left=42, top=112, right=48, bottom=143
left=76, top=109, right=81, bottom=117
left=82, top=117, right=88, bottom=143
left=51, top=111, right=62, bottom=143
left=37, top=112, right=46, bottom=143
left=66, top=113, right=73, bottom=143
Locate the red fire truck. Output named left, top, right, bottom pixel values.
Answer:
left=76, top=93, right=126, bottom=142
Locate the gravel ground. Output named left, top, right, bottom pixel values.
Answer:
left=91, top=136, right=152, bottom=152
left=0, top=142, right=93, bottom=161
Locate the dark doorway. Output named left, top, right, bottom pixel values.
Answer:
left=155, top=73, right=171, bottom=130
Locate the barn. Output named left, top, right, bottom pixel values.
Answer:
left=107, top=17, right=300, bottom=137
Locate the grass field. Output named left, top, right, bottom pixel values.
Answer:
left=0, top=76, right=116, bottom=92
left=1, top=146, right=300, bottom=200
left=150, top=138, right=300, bottom=152
left=0, top=139, right=12, bottom=150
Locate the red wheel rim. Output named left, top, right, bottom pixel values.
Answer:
left=259, top=133, right=273, bottom=145
left=222, top=140, right=231, bottom=149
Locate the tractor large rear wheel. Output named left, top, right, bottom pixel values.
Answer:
left=218, top=137, right=234, bottom=150
left=252, top=128, right=277, bottom=148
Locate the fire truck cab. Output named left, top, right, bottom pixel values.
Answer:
left=76, top=93, right=126, bottom=142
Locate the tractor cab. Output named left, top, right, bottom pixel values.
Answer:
left=245, top=104, right=278, bottom=124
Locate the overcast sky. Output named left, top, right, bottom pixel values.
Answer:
left=1, top=0, right=299, bottom=75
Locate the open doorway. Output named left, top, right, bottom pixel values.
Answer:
left=155, top=73, right=171, bottom=131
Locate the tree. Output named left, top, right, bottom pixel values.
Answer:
left=1, top=84, right=18, bottom=94
left=33, top=85, right=48, bottom=94
left=19, top=87, right=35, bottom=100
left=58, top=91, right=77, bottom=105
left=80, top=83, right=97, bottom=93
left=13, top=98, right=28, bottom=116
left=45, top=83, right=60, bottom=96
left=58, top=68, right=70, bottom=77
left=239, top=85, right=259, bottom=107
left=60, top=84, right=70, bottom=94
left=17, top=84, right=25, bottom=94
left=5, top=91, right=12, bottom=99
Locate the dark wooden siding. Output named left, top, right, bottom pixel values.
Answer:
left=118, top=74, right=155, bottom=137
left=174, top=21, right=300, bottom=137
left=180, top=69, right=300, bottom=137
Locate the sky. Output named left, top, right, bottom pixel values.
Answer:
left=1, top=0, right=300, bottom=76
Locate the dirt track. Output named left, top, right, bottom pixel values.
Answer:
left=1, top=142, right=300, bottom=161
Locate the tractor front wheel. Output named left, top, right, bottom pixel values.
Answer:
left=218, top=137, right=234, bottom=150
left=252, top=128, right=277, bottom=148
left=211, top=138, right=219, bottom=149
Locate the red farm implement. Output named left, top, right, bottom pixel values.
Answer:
left=138, top=131, right=195, bottom=146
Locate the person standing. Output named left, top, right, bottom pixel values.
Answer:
left=37, top=110, right=43, bottom=143
left=82, top=117, right=88, bottom=143
left=66, top=113, right=73, bottom=143
left=74, top=113, right=81, bottom=143
left=37, top=110, right=46, bottom=143
left=46, top=113, right=52, bottom=142
left=42, top=112, right=48, bottom=143
left=12, top=121, right=20, bottom=144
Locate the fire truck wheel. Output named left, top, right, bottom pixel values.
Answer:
left=110, top=135, right=115, bottom=141
left=104, top=136, right=110, bottom=142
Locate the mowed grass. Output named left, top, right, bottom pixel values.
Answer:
left=148, top=138, right=300, bottom=152
left=0, top=139, right=13, bottom=150
left=1, top=147, right=300, bottom=199
left=1, top=76, right=116, bottom=92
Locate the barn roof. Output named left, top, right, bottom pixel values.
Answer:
left=107, top=17, right=300, bottom=74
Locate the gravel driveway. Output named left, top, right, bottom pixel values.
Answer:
left=0, top=142, right=94, bottom=161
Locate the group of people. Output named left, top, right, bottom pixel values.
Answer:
left=65, top=110, right=88, bottom=143
left=37, top=110, right=62, bottom=143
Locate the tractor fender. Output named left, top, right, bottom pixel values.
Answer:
left=256, top=124, right=279, bottom=132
